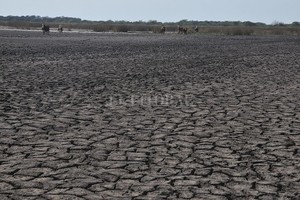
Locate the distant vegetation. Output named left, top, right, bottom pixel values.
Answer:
left=1, top=15, right=300, bottom=36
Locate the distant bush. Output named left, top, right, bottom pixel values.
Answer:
left=112, top=24, right=128, bottom=32
left=93, top=24, right=156, bottom=33
left=272, top=21, right=286, bottom=26
left=222, top=27, right=254, bottom=35
left=253, top=27, right=300, bottom=36
left=196, top=26, right=300, bottom=36
left=292, top=22, right=300, bottom=26
left=92, top=24, right=111, bottom=32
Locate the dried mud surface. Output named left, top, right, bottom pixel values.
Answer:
left=1, top=30, right=300, bottom=199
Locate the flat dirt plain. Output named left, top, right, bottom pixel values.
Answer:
left=1, top=30, right=300, bottom=199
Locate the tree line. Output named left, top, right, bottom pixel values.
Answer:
left=1, top=15, right=299, bottom=27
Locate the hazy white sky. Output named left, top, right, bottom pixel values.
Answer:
left=0, top=0, right=299, bottom=24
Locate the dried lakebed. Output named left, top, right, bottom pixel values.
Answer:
left=0, top=30, right=300, bottom=199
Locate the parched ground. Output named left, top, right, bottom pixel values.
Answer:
left=0, top=30, right=300, bottom=199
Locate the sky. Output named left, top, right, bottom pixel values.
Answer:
left=0, top=0, right=299, bottom=24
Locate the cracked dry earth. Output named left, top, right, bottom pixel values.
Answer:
left=0, top=30, right=300, bottom=200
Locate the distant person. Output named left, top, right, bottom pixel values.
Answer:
left=160, top=26, right=166, bottom=34
left=58, top=25, right=63, bottom=33
left=178, top=25, right=183, bottom=34
left=42, top=24, right=50, bottom=34
left=184, top=28, right=188, bottom=34
left=177, top=25, right=187, bottom=34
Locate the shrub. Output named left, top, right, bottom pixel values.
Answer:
left=222, top=27, right=254, bottom=36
